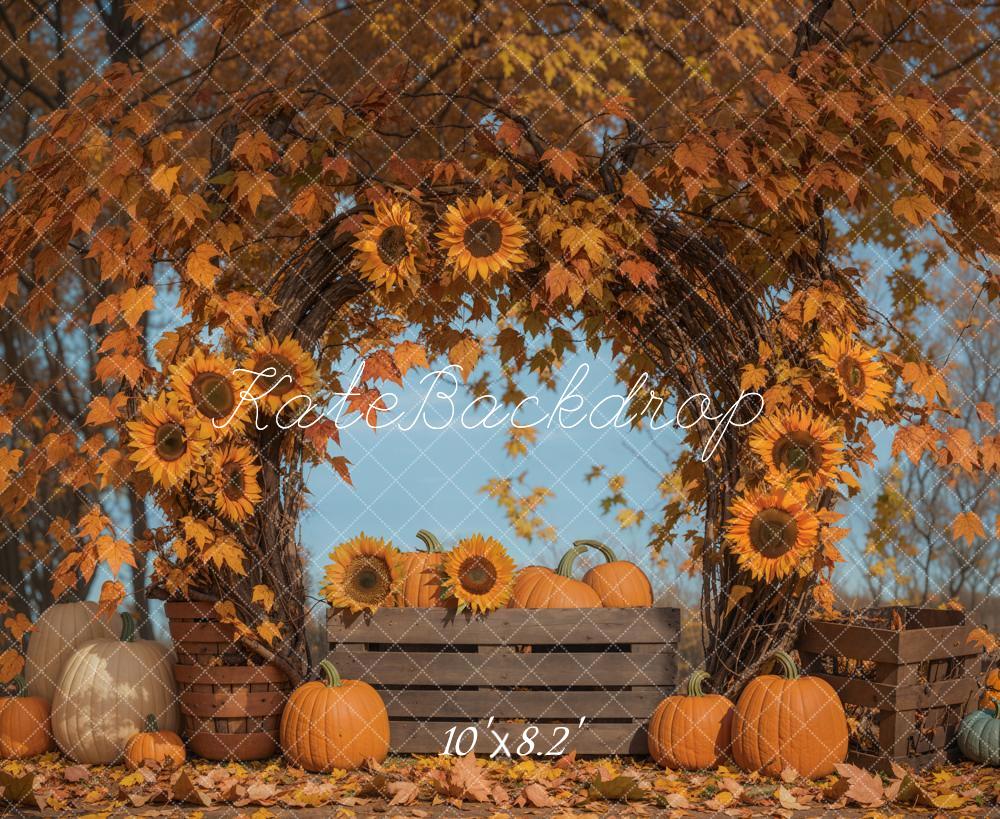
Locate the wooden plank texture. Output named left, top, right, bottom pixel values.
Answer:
left=813, top=674, right=977, bottom=711
left=387, top=719, right=649, bottom=756
left=328, top=607, right=679, bottom=645
left=375, top=687, right=670, bottom=720
left=329, top=647, right=676, bottom=687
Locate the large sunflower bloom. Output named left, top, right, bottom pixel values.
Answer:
left=241, top=335, right=319, bottom=416
left=725, top=488, right=819, bottom=582
left=324, top=534, right=401, bottom=614
left=437, top=193, right=527, bottom=280
left=169, top=348, right=248, bottom=438
left=814, top=332, right=893, bottom=413
left=211, top=444, right=262, bottom=522
left=126, top=395, right=207, bottom=488
left=352, top=199, right=420, bottom=290
left=749, top=406, right=844, bottom=490
left=441, top=534, right=516, bottom=614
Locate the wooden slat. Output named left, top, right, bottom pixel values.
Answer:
left=170, top=622, right=237, bottom=643
left=187, top=730, right=278, bottom=761
left=387, top=719, right=648, bottom=756
left=173, top=663, right=287, bottom=685
left=375, top=687, right=670, bottom=720
left=798, top=619, right=981, bottom=664
left=896, top=625, right=980, bottom=663
left=328, top=607, right=679, bottom=645
left=328, top=647, right=675, bottom=686
left=180, top=690, right=286, bottom=718
left=815, top=674, right=977, bottom=711
left=796, top=621, right=901, bottom=663
left=164, top=602, right=216, bottom=619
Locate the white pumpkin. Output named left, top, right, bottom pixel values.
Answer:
left=51, top=612, right=179, bottom=764
left=25, top=601, right=122, bottom=702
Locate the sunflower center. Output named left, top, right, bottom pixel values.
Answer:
left=748, top=508, right=800, bottom=559
left=376, top=225, right=409, bottom=266
left=773, top=430, right=821, bottom=474
left=255, top=354, right=296, bottom=393
left=463, top=218, right=503, bottom=258
left=346, top=556, right=392, bottom=604
left=459, top=556, right=497, bottom=594
left=838, top=357, right=867, bottom=395
left=153, top=422, right=187, bottom=462
left=221, top=462, right=246, bottom=500
left=191, top=372, right=235, bottom=419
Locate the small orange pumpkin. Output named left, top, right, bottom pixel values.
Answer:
left=648, top=671, right=734, bottom=770
left=0, top=676, right=53, bottom=759
left=573, top=539, right=653, bottom=607
left=980, top=668, right=1000, bottom=709
left=508, top=544, right=602, bottom=608
left=123, top=714, right=185, bottom=770
left=399, top=530, right=446, bottom=607
left=732, top=651, right=848, bottom=778
left=280, top=659, right=389, bottom=772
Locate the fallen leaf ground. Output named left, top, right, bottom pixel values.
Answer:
left=1, top=753, right=996, bottom=817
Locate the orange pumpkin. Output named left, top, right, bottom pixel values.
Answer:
left=574, top=539, right=653, bottom=607
left=648, top=671, right=734, bottom=770
left=280, top=659, right=389, bottom=772
left=981, top=668, right=1000, bottom=709
left=123, top=714, right=186, bottom=770
left=732, top=651, right=848, bottom=778
left=0, top=676, right=53, bottom=759
left=508, top=544, right=602, bottom=608
left=399, top=529, right=445, bottom=607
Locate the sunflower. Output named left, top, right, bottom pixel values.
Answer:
left=441, top=534, right=516, bottom=614
left=814, top=332, right=893, bottom=413
left=749, top=407, right=844, bottom=490
left=324, top=534, right=401, bottom=614
left=437, top=193, right=528, bottom=280
left=126, top=395, right=207, bottom=488
left=352, top=200, right=420, bottom=290
left=169, top=348, right=248, bottom=437
left=241, top=335, right=319, bottom=416
left=210, top=444, right=262, bottom=522
left=725, top=488, right=819, bottom=582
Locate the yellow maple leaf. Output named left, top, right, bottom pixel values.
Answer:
left=97, top=579, right=125, bottom=620
left=952, top=511, right=986, bottom=544
left=185, top=243, right=221, bottom=289
left=892, top=193, right=939, bottom=226
left=257, top=620, right=282, bottom=646
left=252, top=584, right=275, bottom=613
left=448, top=337, right=481, bottom=382
left=150, top=164, right=181, bottom=195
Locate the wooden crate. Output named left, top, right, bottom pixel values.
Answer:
left=327, top=607, right=679, bottom=756
left=796, top=606, right=982, bottom=771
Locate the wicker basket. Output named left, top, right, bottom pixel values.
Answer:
left=165, top=601, right=290, bottom=761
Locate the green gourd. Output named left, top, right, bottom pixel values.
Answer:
left=957, top=703, right=1000, bottom=765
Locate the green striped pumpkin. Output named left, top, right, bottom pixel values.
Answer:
left=957, top=703, right=1000, bottom=765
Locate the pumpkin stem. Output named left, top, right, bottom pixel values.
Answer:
left=572, top=539, right=618, bottom=564
left=120, top=611, right=135, bottom=643
left=556, top=543, right=589, bottom=577
left=686, top=670, right=711, bottom=697
left=12, top=675, right=26, bottom=697
left=771, top=650, right=800, bottom=680
left=319, top=659, right=342, bottom=687
left=415, top=529, right=443, bottom=553
left=993, top=701, right=1000, bottom=720
left=143, top=714, right=159, bottom=732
